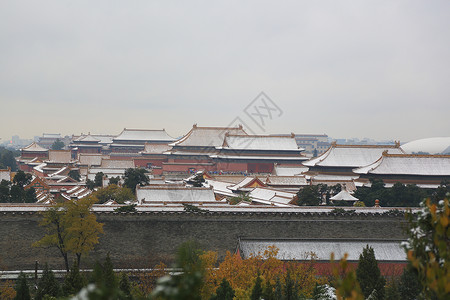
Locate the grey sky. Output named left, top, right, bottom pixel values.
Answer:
left=1, top=0, right=449, bottom=142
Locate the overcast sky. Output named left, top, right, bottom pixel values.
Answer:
left=1, top=1, right=449, bottom=142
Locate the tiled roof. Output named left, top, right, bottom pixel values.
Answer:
left=265, top=176, right=308, bottom=186
left=353, top=154, right=450, bottom=176
left=47, top=150, right=72, bottom=164
left=238, top=239, right=407, bottom=261
left=330, top=190, right=359, bottom=201
left=142, top=143, right=172, bottom=154
left=78, top=154, right=108, bottom=166
left=170, top=125, right=247, bottom=147
left=100, top=159, right=135, bottom=169
left=136, top=185, right=216, bottom=204
left=273, top=165, right=308, bottom=176
left=221, top=134, right=301, bottom=151
left=304, top=144, right=405, bottom=168
left=114, top=128, right=175, bottom=142
left=21, top=142, right=48, bottom=152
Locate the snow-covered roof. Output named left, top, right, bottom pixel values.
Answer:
left=265, top=176, right=308, bottom=186
left=47, top=150, right=72, bottom=164
left=21, top=142, right=48, bottom=152
left=100, top=159, right=135, bottom=169
left=220, top=134, right=301, bottom=151
left=78, top=154, right=108, bottom=167
left=114, top=128, right=175, bottom=142
left=170, top=125, right=247, bottom=147
left=249, top=187, right=297, bottom=206
left=330, top=190, right=359, bottom=201
left=401, top=137, right=450, bottom=154
left=273, top=164, right=309, bottom=176
left=87, top=168, right=126, bottom=180
left=136, top=185, right=216, bottom=204
left=76, top=134, right=100, bottom=143
left=228, top=177, right=266, bottom=191
left=303, top=144, right=405, bottom=168
left=42, top=133, right=61, bottom=139
left=353, top=153, right=450, bottom=176
left=141, top=143, right=172, bottom=154
left=239, top=239, right=407, bottom=261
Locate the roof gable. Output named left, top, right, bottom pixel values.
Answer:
left=221, top=134, right=300, bottom=151
left=22, top=142, right=48, bottom=152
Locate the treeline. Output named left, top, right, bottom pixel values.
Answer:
left=296, top=179, right=449, bottom=207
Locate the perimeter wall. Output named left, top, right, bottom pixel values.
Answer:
left=0, top=210, right=408, bottom=270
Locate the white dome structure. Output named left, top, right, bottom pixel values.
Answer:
left=401, top=137, right=450, bottom=154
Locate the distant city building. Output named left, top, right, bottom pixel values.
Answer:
left=38, top=133, right=68, bottom=149
left=288, top=134, right=330, bottom=155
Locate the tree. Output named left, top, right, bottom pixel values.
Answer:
left=151, top=241, right=205, bottom=300
left=35, top=264, right=61, bottom=300
left=68, top=169, right=81, bottom=182
left=297, top=185, right=321, bottom=206
left=92, top=184, right=135, bottom=204
left=0, top=149, right=17, bottom=171
left=398, top=263, right=421, bottom=300
left=86, top=179, right=95, bottom=190
left=211, top=278, right=235, bottom=300
left=14, top=272, right=30, bottom=300
left=0, top=180, right=11, bottom=202
left=355, top=245, right=385, bottom=300
left=33, top=196, right=104, bottom=271
left=109, top=176, right=120, bottom=185
left=94, top=172, right=104, bottom=188
left=403, top=198, right=449, bottom=299
left=62, top=261, right=86, bottom=296
left=123, top=168, right=149, bottom=192
left=250, top=273, right=263, bottom=300
left=51, top=139, right=65, bottom=150
left=119, top=273, right=132, bottom=299
left=13, top=170, right=32, bottom=187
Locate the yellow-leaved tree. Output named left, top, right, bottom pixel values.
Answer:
left=33, top=196, right=104, bottom=272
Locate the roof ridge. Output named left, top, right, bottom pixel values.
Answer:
left=384, top=153, right=450, bottom=158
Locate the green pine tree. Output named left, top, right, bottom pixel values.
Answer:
left=250, top=273, right=263, bottom=300
left=63, top=261, right=86, bottom=296
left=263, top=279, right=275, bottom=300
left=35, top=264, right=61, bottom=300
left=398, top=263, right=422, bottom=300
left=119, top=273, right=132, bottom=299
left=14, top=272, right=31, bottom=300
left=356, top=245, right=386, bottom=300
left=274, top=277, right=283, bottom=300
left=385, top=279, right=401, bottom=300
left=210, top=278, right=235, bottom=300
left=284, top=270, right=297, bottom=300
left=103, top=253, right=118, bottom=290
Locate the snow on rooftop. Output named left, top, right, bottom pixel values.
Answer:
left=273, top=165, right=309, bottom=176
left=221, top=135, right=301, bottom=151
left=239, top=239, right=407, bottom=261
left=136, top=185, right=216, bottom=204
left=142, top=143, right=172, bottom=154
left=329, top=190, right=359, bottom=201
left=170, top=125, right=247, bottom=147
left=114, top=128, right=175, bottom=142
left=354, top=154, right=450, bottom=176
left=100, top=159, right=135, bottom=169
left=304, top=144, right=405, bottom=168
left=47, top=150, right=72, bottom=164
left=21, top=142, right=48, bottom=152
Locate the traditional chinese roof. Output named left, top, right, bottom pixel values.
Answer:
left=227, top=177, right=266, bottom=191
left=21, top=142, right=48, bottom=152
left=303, top=143, right=405, bottom=168
left=47, top=150, right=72, bottom=164
left=219, top=134, right=301, bottom=151
left=265, top=176, right=308, bottom=186
left=238, top=239, right=407, bottom=261
left=329, top=190, right=359, bottom=201
left=353, top=153, right=450, bottom=176
left=141, top=143, right=172, bottom=154
left=75, top=134, right=100, bottom=143
left=136, top=185, right=216, bottom=204
left=114, top=128, right=175, bottom=142
left=100, top=159, right=135, bottom=169
left=170, top=125, right=247, bottom=148
left=273, top=164, right=308, bottom=176
left=78, top=154, right=108, bottom=167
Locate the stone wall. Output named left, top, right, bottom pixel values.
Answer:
left=0, top=211, right=408, bottom=270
